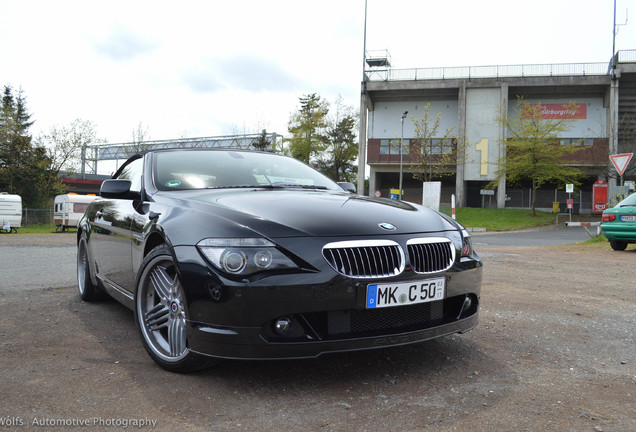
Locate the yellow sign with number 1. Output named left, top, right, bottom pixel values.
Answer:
left=475, top=138, right=488, bottom=176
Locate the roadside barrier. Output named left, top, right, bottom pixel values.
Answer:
left=564, top=221, right=601, bottom=237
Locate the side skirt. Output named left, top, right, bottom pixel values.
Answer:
left=96, top=275, right=135, bottom=310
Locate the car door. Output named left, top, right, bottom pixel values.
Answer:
left=91, top=157, right=145, bottom=292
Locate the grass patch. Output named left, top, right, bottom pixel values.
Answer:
left=580, top=234, right=607, bottom=244
left=439, top=207, right=555, bottom=231
left=570, top=235, right=613, bottom=251
left=10, top=224, right=59, bottom=234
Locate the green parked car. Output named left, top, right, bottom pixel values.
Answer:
left=601, top=192, right=636, bottom=250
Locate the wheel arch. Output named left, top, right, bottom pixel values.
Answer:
left=144, top=231, right=167, bottom=258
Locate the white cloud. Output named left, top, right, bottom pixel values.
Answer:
left=183, top=54, right=304, bottom=93
left=92, top=24, right=161, bottom=62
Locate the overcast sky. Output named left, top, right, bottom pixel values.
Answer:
left=1, top=0, right=634, bottom=146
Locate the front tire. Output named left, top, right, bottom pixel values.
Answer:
left=610, top=240, right=628, bottom=251
left=134, top=244, right=218, bottom=373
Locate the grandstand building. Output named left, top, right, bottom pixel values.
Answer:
left=358, top=50, right=636, bottom=211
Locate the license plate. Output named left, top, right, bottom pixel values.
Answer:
left=366, top=278, right=445, bottom=309
left=621, top=215, right=636, bottom=222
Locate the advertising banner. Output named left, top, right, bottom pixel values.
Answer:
left=521, top=103, right=587, bottom=119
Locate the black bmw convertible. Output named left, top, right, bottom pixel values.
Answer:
left=77, top=148, right=483, bottom=372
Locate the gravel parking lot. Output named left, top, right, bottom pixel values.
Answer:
left=0, top=233, right=634, bottom=431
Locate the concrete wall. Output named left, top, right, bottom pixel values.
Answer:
left=464, top=87, right=502, bottom=182
left=369, top=100, right=459, bottom=139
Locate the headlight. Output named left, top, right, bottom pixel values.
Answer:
left=197, top=238, right=298, bottom=276
left=461, top=229, right=473, bottom=258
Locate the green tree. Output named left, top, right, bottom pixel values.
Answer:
left=492, top=98, right=583, bottom=216
left=21, top=146, right=64, bottom=207
left=38, top=119, right=101, bottom=176
left=286, top=93, right=329, bottom=164
left=315, top=98, right=358, bottom=182
left=252, top=129, right=271, bottom=152
left=0, top=85, right=63, bottom=207
left=408, top=104, right=462, bottom=183
left=0, top=85, right=34, bottom=192
left=124, top=121, right=153, bottom=155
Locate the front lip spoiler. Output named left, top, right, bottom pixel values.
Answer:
left=187, top=312, right=479, bottom=361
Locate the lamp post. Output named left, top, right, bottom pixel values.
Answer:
left=399, top=111, right=408, bottom=200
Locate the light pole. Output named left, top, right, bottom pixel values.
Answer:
left=399, top=111, right=408, bottom=200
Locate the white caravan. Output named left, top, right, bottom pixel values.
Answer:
left=0, top=193, right=22, bottom=233
left=54, top=193, right=96, bottom=232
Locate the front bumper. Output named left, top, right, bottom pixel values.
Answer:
left=188, top=309, right=479, bottom=360
left=172, top=243, right=483, bottom=360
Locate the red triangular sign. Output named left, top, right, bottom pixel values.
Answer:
left=609, top=153, right=633, bottom=176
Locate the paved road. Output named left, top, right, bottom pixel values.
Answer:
left=0, top=234, right=76, bottom=292
left=0, top=227, right=599, bottom=293
left=471, top=226, right=596, bottom=248
left=1, top=233, right=633, bottom=431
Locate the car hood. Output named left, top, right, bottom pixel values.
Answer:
left=167, top=189, right=457, bottom=238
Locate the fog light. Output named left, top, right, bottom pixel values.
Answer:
left=463, top=296, right=472, bottom=309
left=274, top=317, right=293, bottom=335
left=457, top=295, right=472, bottom=319
left=207, top=283, right=223, bottom=302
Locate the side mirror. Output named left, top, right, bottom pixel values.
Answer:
left=337, top=182, right=356, bottom=194
left=100, top=179, right=140, bottom=200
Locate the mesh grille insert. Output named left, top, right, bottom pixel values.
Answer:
left=326, top=300, right=444, bottom=335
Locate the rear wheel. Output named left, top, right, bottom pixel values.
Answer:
left=609, top=240, right=628, bottom=251
left=134, top=244, right=218, bottom=373
left=77, top=235, right=101, bottom=301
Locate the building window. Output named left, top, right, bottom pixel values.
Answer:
left=414, top=138, right=455, bottom=155
left=380, top=139, right=409, bottom=155
left=559, top=138, right=594, bottom=146
left=74, top=203, right=89, bottom=213
left=430, top=138, right=454, bottom=154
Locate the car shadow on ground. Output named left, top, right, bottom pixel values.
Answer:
left=68, top=286, right=516, bottom=399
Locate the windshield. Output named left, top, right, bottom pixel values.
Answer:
left=617, top=192, right=636, bottom=207
left=153, top=150, right=341, bottom=192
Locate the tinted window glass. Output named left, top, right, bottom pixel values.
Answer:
left=117, top=158, right=144, bottom=192
left=153, top=150, right=341, bottom=191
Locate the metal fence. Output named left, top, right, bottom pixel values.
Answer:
left=366, top=62, right=609, bottom=82
left=22, top=208, right=53, bottom=226
left=365, top=50, right=636, bottom=83
left=618, top=49, right=636, bottom=62
left=504, top=189, right=593, bottom=214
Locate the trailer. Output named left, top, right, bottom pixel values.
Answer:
left=54, top=193, right=97, bottom=232
left=0, top=193, right=22, bottom=233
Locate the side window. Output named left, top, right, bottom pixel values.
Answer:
left=117, top=158, right=144, bottom=192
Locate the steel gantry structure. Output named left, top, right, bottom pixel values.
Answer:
left=81, top=132, right=283, bottom=174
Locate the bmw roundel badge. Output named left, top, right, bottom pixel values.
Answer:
left=379, top=222, right=396, bottom=231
